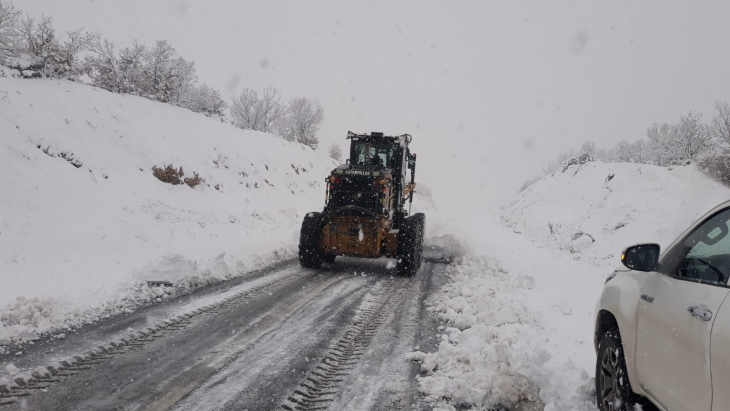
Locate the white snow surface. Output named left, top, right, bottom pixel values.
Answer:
left=417, top=161, right=730, bottom=410
left=0, top=76, right=337, bottom=344
left=3, top=75, right=727, bottom=410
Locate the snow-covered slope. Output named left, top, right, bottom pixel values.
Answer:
left=416, top=161, right=730, bottom=410
left=503, top=161, right=730, bottom=261
left=0, top=77, right=337, bottom=344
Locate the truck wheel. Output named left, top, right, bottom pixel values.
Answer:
left=595, top=329, right=641, bottom=411
left=299, top=212, right=324, bottom=269
left=396, top=216, right=420, bottom=277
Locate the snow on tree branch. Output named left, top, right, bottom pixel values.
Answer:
left=0, top=0, right=21, bottom=66
left=712, top=100, right=730, bottom=147
left=18, top=14, right=91, bottom=79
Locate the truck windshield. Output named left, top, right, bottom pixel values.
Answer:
left=351, top=140, right=394, bottom=168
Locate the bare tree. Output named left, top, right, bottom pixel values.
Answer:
left=117, top=40, right=146, bottom=94
left=647, top=123, right=679, bottom=165
left=20, top=15, right=91, bottom=78
left=328, top=142, right=343, bottom=161
left=628, top=139, right=652, bottom=164
left=61, top=28, right=91, bottom=76
left=20, top=15, right=58, bottom=76
left=594, top=147, right=616, bottom=162
left=140, top=40, right=177, bottom=101
left=676, top=111, right=713, bottom=161
left=280, top=97, right=324, bottom=148
left=0, top=0, right=21, bottom=65
left=230, top=88, right=261, bottom=130
left=711, top=100, right=730, bottom=147
left=258, top=86, right=285, bottom=132
left=230, top=87, right=285, bottom=132
left=580, top=140, right=596, bottom=156
left=168, top=57, right=197, bottom=105
left=86, top=33, right=121, bottom=92
left=614, top=140, right=634, bottom=162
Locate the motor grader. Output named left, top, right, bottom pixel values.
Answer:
left=299, top=131, right=425, bottom=276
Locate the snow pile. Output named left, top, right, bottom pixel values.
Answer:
left=417, top=161, right=730, bottom=410
left=0, top=76, right=336, bottom=345
left=412, top=256, right=594, bottom=411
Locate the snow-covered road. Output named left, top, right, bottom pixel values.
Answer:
left=0, top=253, right=448, bottom=411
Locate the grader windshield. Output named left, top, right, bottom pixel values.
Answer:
left=351, top=139, right=395, bottom=168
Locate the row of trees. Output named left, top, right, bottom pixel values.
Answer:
left=83, top=36, right=226, bottom=116
left=230, top=87, right=324, bottom=149
left=0, top=1, right=327, bottom=149
left=1, top=3, right=80, bottom=77
left=546, top=102, right=730, bottom=177
left=0, top=1, right=225, bottom=116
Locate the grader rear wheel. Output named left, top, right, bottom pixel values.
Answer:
left=396, top=214, right=425, bottom=277
left=299, top=212, right=325, bottom=269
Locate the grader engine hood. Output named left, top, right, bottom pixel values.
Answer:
left=327, top=168, right=390, bottom=213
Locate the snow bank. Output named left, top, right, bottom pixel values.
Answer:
left=415, top=257, right=548, bottom=411
left=503, top=161, right=730, bottom=259
left=0, top=76, right=336, bottom=345
left=413, top=253, right=594, bottom=411
left=416, top=161, right=730, bottom=410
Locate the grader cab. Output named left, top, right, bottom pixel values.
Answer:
left=299, top=131, right=425, bottom=276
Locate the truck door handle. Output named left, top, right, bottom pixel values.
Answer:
left=688, top=305, right=713, bottom=321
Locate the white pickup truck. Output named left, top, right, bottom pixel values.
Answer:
left=594, top=200, right=730, bottom=411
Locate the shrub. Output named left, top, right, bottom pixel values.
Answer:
left=152, top=165, right=184, bottom=185
left=561, top=152, right=594, bottom=173
left=278, top=97, right=324, bottom=149
left=152, top=165, right=204, bottom=188
left=699, top=150, right=730, bottom=187
left=184, top=172, right=203, bottom=188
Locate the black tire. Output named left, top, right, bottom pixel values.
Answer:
left=323, top=254, right=336, bottom=263
left=396, top=215, right=424, bottom=277
left=595, top=329, right=641, bottom=411
left=412, top=213, right=426, bottom=271
left=299, top=212, right=324, bottom=269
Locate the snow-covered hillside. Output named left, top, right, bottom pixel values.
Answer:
left=416, top=161, right=730, bottom=410
left=0, top=77, right=339, bottom=344
left=503, top=161, right=730, bottom=260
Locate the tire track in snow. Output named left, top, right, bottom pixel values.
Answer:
left=149, top=272, right=357, bottom=411
left=0, top=266, right=303, bottom=407
left=281, top=277, right=410, bottom=411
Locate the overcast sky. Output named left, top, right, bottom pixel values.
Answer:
left=21, top=0, right=730, bottom=202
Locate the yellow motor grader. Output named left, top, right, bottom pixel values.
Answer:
left=299, top=131, right=425, bottom=276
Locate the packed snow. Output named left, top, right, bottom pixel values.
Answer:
left=416, top=160, right=730, bottom=410
left=0, top=76, right=338, bottom=346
